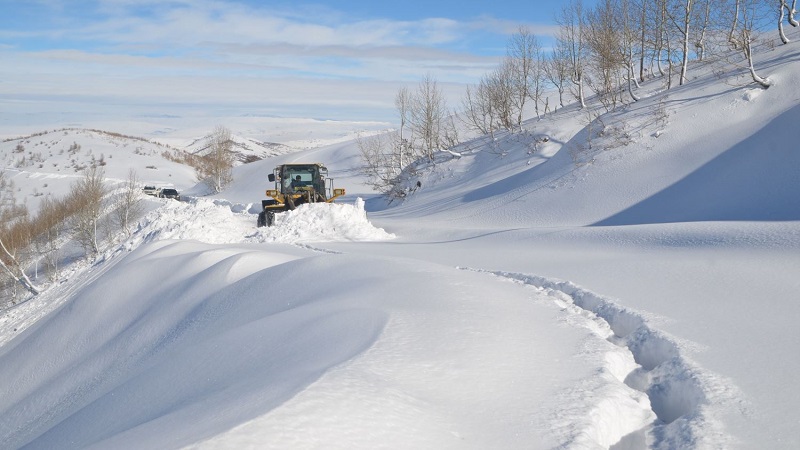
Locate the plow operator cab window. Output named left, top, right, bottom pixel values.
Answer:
left=282, top=166, right=318, bottom=191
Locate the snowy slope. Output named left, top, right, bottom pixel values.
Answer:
left=0, top=128, right=197, bottom=212
left=2, top=34, right=800, bottom=450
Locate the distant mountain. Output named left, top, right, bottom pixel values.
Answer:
left=182, top=134, right=295, bottom=164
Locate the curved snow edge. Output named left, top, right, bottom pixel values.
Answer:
left=465, top=268, right=737, bottom=450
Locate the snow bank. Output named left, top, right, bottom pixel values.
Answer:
left=247, top=198, right=396, bottom=244
left=0, top=241, right=387, bottom=449
left=127, top=197, right=394, bottom=248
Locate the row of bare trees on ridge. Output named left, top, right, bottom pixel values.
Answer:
left=0, top=168, right=143, bottom=305
left=359, top=0, right=793, bottom=197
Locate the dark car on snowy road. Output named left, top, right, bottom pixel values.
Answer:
left=158, top=188, right=180, bottom=200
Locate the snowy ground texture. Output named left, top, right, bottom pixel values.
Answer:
left=2, top=34, right=800, bottom=450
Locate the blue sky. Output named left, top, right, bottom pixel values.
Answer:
left=0, top=0, right=573, bottom=127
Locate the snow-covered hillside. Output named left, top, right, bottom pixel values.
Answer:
left=2, top=34, right=800, bottom=450
left=0, top=120, right=389, bottom=212
left=183, top=134, right=294, bottom=164
left=0, top=128, right=197, bottom=212
left=178, top=117, right=390, bottom=163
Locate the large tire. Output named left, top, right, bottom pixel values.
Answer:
left=257, top=211, right=267, bottom=227
left=266, top=211, right=275, bottom=227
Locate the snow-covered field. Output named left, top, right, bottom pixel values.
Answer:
left=2, top=35, right=800, bottom=450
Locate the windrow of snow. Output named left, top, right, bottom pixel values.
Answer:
left=129, top=197, right=394, bottom=248
left=248, top=198, right=396, bottom=244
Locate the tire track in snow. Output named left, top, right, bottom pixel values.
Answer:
left=462, top=268, right=737, bottom=449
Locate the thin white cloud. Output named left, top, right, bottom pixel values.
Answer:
left=3, top=1, right=501, bottom=83
left=51, top=3, right=467, bottom=50
left=1, top=0, right=546, bottom=124
left=469, top=14, right=561, bottom=38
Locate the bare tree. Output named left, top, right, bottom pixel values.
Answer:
left=556, top=0, right=588, bottom=108
left=1, top=171, right=39, bottom=300
left=410, top=74, right=448, bottom=160
left=359, top=84, right=423, bottom=196
left=440, top=114, right=461, bottom=151
left=637, top=0, right=649, bottom=82
left=461, top=81, right=497, bottom=135
left=734, top=0, right=773, bottom=88
left=545, top=42, right=572, bottom=109
left=490, top=60, right=518, bottom=130
left=463, top=60, right=526, bottom=135
left=33, top=195, right=66, bottom=281
left=619, top=0, right=642, bottom=101
left=671, top=0, right=695, bottom=86
left=693, top=0, right=713, bottom=61
left=69, top=166, right=106, bottom=257
left=586, top=0, right=626, bottom=109
left=395, top=87, right=412, bottom=169
left=508, top=26, right=544, bottom=122
left=360, top=77, right=458, bottom=197
left=357, top=131, right=402, bottom=194
left=729, top=0, right=743, bottom=48
left=779, top=0, right=791, bottom=43
left=0, top=235, right=39, bottom=297
left=112, top=169, right=144, bottom=237
left=197, top=125, right=235, bottom=193
left=0, top=205, right=39, bottom=298
left=652, top=0, right=669, bottom=79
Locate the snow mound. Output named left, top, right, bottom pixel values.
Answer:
left=134, top=198, right=253, bottom=245
left=248, top=198, right=396, bottom=244
left=122, top=197, right=394, bottom=250
left=0, top=240, right=388, bottom=450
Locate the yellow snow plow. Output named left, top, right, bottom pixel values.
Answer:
left=257, top=163, right=346, bottom=227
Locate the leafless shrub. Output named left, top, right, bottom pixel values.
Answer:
left=111, top=169, right=144, bottom=237
left=68, top=166, right=106, bottom=258
left=195, top=125, right=235, bottom=193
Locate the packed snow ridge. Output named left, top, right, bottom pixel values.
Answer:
left=133, top=197, right=395, bottom=247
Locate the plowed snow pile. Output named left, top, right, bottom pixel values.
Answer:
left=249, top=198, right=395, bottom=244
left=134, top=197, right=394, bottom=247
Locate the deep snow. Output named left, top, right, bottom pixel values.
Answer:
left=2, top=32, right=800, bottom=450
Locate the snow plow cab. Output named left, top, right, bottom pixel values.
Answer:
left=257, top=163, right=346, bottom=227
